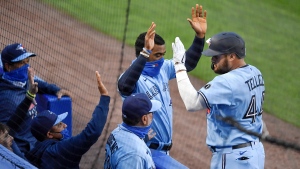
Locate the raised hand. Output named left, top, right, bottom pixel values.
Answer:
left=172, top=37, right=186, bottom=64
left=56, top=89, right=72, bottom=100
left=187, top=4, right=207, bottom=38
left=96, top=71, right=108, bottom=96
left=144, top=22, right=156, bottom=51
left=28, top=67, right=38, bottom=95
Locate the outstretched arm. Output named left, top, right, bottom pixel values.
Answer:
left=7, top=67, right=38, bottom=135
left=118, top=22, right=156, bottom=96
left=184, top=4, right=207, bottom=72
left=172, top=38, right=207, bottom=111
left=53, top=71, right=110, bottom=159
left=176, top=71, right=206, bottom=111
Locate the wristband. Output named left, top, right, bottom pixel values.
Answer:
left=142, top=47, right=152, bottom=54
left=140, top=51, right=149, bottom=58
left=26, top=90, right=36, bottom=99
left=175, top=63, right=187, bottom=73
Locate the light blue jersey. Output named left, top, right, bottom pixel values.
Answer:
left=120, top=59, right=176, bottom=146
left=104, top=124, right=155, bottom=169
left=199, top=65, right=265, bottom=147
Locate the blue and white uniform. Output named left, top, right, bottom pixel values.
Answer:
left=104, top=124, right=155, bottom=169
left=118, top=36, right=204, bottom=168
left=200, top=65, right=264, bottom=147
left=176, top=64, right=265, bottom=169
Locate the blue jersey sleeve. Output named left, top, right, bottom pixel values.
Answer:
left=118, top=56, right=147, bottom=96
left=35, top=79, right=60, bottom=95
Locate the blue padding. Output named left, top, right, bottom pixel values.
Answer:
left=0, top=145, right=37, bottom=169
left=36, top=94, right=72, bottom=136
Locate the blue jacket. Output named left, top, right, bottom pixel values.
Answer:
left=26, top=95, right=110, bottom=169
left=0, top=76, right=60, bottom=155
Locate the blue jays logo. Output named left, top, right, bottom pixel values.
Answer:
left=16, top=44, right=26, bottom=52
left=206, top=38, right=211, bottom=46
left=152, top=63, right=158, bottom=67
left=28, top=104, right=38, bottom=118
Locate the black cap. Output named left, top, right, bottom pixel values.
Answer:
left=202, top=32, right=246, bottom=58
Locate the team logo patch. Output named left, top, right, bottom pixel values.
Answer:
left=16, top=44, right=26, bottom=52
left=206, top=38, right=211, bottom=46
left=152, top=63, right=158, bottom=67
left=204, top=84, right=211, bottom=89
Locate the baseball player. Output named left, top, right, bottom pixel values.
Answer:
left=104, top=93, right=162, bottom=169
left=173, top=32, right=265, bottom=169
left=117, top=4, right=207, bottom=168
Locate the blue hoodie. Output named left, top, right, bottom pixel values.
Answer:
left=0, top=76, right=60, bottom=156
left=26, top=95, right=110, bottom=169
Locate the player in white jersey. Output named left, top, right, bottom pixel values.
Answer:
left=173, top=32, right=265, bottom=169
left=104, top=93, right=162, bottom=169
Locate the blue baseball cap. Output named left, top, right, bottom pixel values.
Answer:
left=122, top=93, right=162, bottom=120
left=1, top=43, right=36, bottom=66
left=31, top=110, right=68, bottom=141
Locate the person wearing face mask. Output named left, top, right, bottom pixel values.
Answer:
left=0, top=67, right=38, bottom=169
left=117, top=4, right=207, bottom=168
left=0, top=43, right=72, bottom=156
left=104, top=93, right=161, bottom=169
left=26, top=71, right=110, bottom=169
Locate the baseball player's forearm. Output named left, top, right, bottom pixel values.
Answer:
left=176, top=69, right=206, bottom=111
left=36, top=79, right=60, bottom=94
left=118, top=55, right=147, bottom=96
left=55, top=95, right=110, bottom=157
left=185, top=36, right=205, bottom=72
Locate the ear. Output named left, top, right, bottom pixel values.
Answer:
left=4, top=63, right=11, bottom=72
left=228, top=53, right=237, bottom=61
left=141, top=115, right=148, bottom=125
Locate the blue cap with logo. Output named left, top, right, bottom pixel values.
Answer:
left=122, top=93, right=162, bottom=121
left=1, top=43, right=36, bottom=67
left=31, top=110, right=68, bottom=141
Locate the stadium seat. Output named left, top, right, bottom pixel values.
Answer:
left=35, top=94, right=72, bottom=136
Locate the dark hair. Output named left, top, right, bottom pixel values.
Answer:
left=135, top=32, right=165, bottom=57
left=122, top=115, right=140, bottom=126
left=0, top=123, right=9, bottom=134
